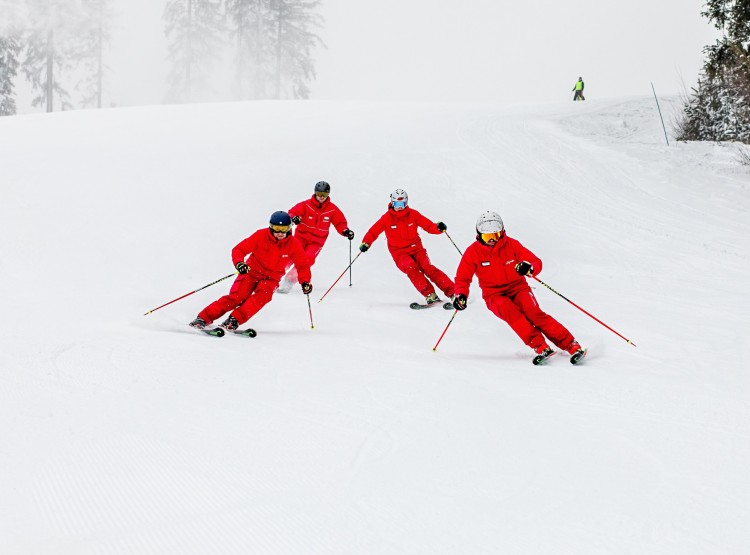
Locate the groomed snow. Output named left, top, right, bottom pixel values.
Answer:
left=1, top=96, right=748, bottom=554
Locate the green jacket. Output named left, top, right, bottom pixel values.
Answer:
left=574, top=80, right=584, bottom=91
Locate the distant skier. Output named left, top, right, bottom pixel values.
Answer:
left=189, top=211, right=312, bottom=332
left=572, top=77, right=585, bottom=101
left=359, top=189, right=454, bottom=306
left=278, top=181, right=354, bottom=293
left=452, top=211, right=586, bottom=365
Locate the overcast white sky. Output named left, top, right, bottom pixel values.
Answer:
left=29, top=0, right=723, bottom=108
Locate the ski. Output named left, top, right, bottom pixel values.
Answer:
left=570, top=348, right=588, bottom=365
left=532, top=349, right=556, bottom=365
left=410, top=301, right=454, bottom=310
left=201, top=327, right=225, bottom=337
left=232, top=328, right=257, bottom=338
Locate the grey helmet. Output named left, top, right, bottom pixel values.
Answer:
left=475, top=211, right=504, bottom=234
left=314, top=181, right=330, bottom=194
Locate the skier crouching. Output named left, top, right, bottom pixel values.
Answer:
left=452, top=211, right=586, bottom=365
left=359, top=189, right=454, bottom=306
left=189, top=211, right=312, bottom=332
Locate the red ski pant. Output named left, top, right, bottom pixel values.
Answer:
left=393, top=249, right=454, bottom=298
left=485, top=287, right=575, bottom=352
left=198, top=273, right=277, bottom=325
left=284, top=237, right=323, bottom=283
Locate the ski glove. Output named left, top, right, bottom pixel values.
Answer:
left=291, top=215, right=301, bottom=225
left=343, top=228, right=355, bottom=240
left=301, top=282, right=313, bottom=295
left=515, top=261, right=533, bottom=276
left=437, top=222, right=447, bottom=232
left=453, top=294, right=467, bottom=311
left=235, top=261, right=249, bottom=274
left=359, top=242, right=370, bottom=252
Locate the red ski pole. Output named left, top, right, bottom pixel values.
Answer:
left=318, top=252, right=362, bottom=303
left=144, top=272, right=236, bottom=315
left=531, top=275, right=636, bottom=346
left=433, top=309, right=459, bottom=351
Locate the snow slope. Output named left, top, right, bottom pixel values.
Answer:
left=1, top=96, right=748, bottom=554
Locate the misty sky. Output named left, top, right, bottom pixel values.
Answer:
left=27, top=0, right=722, bottom=109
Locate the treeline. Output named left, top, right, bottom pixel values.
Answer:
left=677, top=0, right=749, bottom=143
left=0, top=0, right=324, bottom=115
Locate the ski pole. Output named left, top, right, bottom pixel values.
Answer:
left=306, top=293, right=314, bottom=329
left=433, top=309, right=459, bottom=351
left=318, top=252, right=362, bottom=303
left=348, top=240, right=352, bottom=287
left=143, top=272, right=237, bottom=315
left=444, top=231, right=463, bottom=256
left=531, top=275, right=637, bottom=346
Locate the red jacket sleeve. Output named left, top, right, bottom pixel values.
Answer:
left=330, top=203, right=349, bottom=235
left=288, top=200, right=307, bottom=220
left=289, top=239, right=312, bottom=283
left=413, top=210, right=441, bottom=235
left=454, top=246, right=478, bottom=298
left=362, top=213, right=388, bottom=246
left=231, top=234, right=259, bottom=267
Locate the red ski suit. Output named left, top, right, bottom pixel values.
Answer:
left=362, top=205, right=454, bottom=298
left=454, top=235, right=575, bottom=352
left=198, top=228, right=311, bottom=325
left=285, top=195, right=349, bottom=279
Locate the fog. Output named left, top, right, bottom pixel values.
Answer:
left=7, top=0, right=719, bottom=112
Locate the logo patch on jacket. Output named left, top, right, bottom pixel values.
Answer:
left=323, top=217, right=330, bottom=221
left=481, top=261, right=490, bottom=266
left=390, top=225, right=397, bottom=229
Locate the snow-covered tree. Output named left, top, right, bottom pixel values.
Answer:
left=226, top=0, right=272, bottom=99
left=75, top=0, right=114, bottom=109
left=0, top=33, right=21, bottom=116
left=678, top=0, right=750, bottom=143
left=267, top=0, right=324, bottom=99
left=164, top=0, right=224, bottom=103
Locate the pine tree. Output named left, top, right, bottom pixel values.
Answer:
left=164, top=0, right=224, bottom=103
left=0, top=33, right=21, bottom=116
left=226, top=0, right=272, bottom=99
left=679, top=0, right=750, bottom=142
left=267, top=0, right=324, bottom=99
left=75, top=0, right=114, bottom=109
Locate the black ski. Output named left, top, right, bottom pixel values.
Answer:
left=570, top=348, right=588, bottom=365
left=410, top=301, right=454, bottom=310
left=232, top=328, right=257, bottom=338
left=532, top=349, right=556, bottom=365
left=201, top=327, right=225, bottom=337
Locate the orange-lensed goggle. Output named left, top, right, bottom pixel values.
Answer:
left=315, top=191, right=329, bottom=198
left=270, top=224, right=291, bottom=233
left=480, top=231, right=504, bottom=242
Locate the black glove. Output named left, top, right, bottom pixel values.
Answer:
left=301, top=282, right=313, bottom=295
left=359, top=242, right=369, bottom=252
left=437, top=222, right=447, bottom=232
left=235, top=261, right=248, bottom=274
left=453, top=294, right=467, bottom=311
left=515, top=261, right=533, bottom=276
left=291, top=215, right=301, bottom=225
left=343, top=228, right=355, bottom=240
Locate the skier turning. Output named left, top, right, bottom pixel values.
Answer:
left=452, top=211, right=586, bottom=365
left=359, top=189, right=454, bottom=306
left=278, top=181, right=354, bottom=293
left=189, top=211, right=312, bottom=332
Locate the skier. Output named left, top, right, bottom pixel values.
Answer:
left=278, top=180, right=354, bottom=293
left=572, top=77, right=585, bottom=101
left=359, top=189, right=454, bottom=306
left=189, top=211, right=312, bottom=332
left=451, top=211, right=586, bottom=365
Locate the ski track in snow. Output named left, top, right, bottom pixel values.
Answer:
left=1, top=97, right=749, bottom=554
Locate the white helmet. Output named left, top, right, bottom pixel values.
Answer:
left=476, top=211, right=504, bottom=234
left=390, top=189, right=408, bottom=206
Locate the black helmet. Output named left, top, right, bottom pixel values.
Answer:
left=269, top=211, right=292, bottom=237
left=314, top=181, right=330, bottom=194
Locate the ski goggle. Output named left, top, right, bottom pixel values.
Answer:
left=270, top=224, right=291, bottom=233
left=392, top=200, right=407, bottom=209
left=315, top=191, right=329, bottom=198
left=480, top=231, right=504, bottom=242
